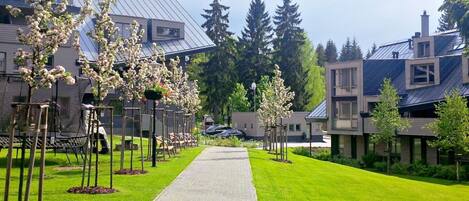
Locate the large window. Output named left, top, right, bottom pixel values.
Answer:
left=417, top=42, right=430, bottom=57
left=411, top=64, right=435, bottom=85
left=332, top=68, right=357, bottom=96
left=116, top=22, right=131, bottom=38
left=0, top=52, right=6, bottom=73
left=412, top=138, right=422, bottom=163
left=157, top=27, right=181, bottom=38
left=333, top=100, right=358, bottom=130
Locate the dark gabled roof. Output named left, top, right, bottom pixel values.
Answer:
left=369, top=30, right=464, bottom=60
left=76, top=0, right=215, bottom=61
left=398, top=56, right=469, bottom=108
left=363, top=59, right=406, bottom=96
left=369, top=40, right=414, bottom=60
left=306, top=100, right=327, bottom=120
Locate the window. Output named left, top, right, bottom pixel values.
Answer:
left=411, top=64, right=435, bottom=85
left=157, top=27, right=181, bottom=38
left=417, top=42, right=430, bottom=57
left=289, top=124, right=294, bottom=132
left=339, top=135, right=345, bottom=155
left=333, top=100, right=358, bottom=130
left=0, top=52, right=6, bottom=73
left=250, top=123, right=253, bottom=129
left=13, top=96, right=26, bottom=103
left=244, top=123, right=247, bottom=129
left=116, top=22, right=131, bottom=38
left=295, top=124, right=301, bottom=132
left=332, top=68, right=357, bottom=96
left=46, top=56, right=54, bottom=69
left=412, top=138, right=422, bottom=163
left=368, top=102, right=377, bottom=113
left=0, top=12, right=10, bottom=24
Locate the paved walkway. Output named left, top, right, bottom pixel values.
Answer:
left=154, top=147, right=257, bottom=201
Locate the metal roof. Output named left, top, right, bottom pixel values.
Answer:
left=363, top=59, right=406, bottom=96
left=369, top=31, right=464, bottom=60
left=75, top=0, right=215, bottom=62
left=306, top=100, right=327, bottom=120
left=398, top=56, right=469, bottom=108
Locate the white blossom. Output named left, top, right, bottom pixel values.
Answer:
left=257, top=65, right=294, bottom=127
left=8, top=0, right=92, bottom=92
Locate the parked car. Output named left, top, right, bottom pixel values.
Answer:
left=214, top=129, right=247, bottom=139
left=203, top=125, right=232, bottom=135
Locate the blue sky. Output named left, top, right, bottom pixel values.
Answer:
left=179, top=0, right=444, bottom=52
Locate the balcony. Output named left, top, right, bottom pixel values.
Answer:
left=0, top=23, right=73, bottom=47
left=0, top=23, right=23, bottom=43
left=364, top=117, right=435, bottom=136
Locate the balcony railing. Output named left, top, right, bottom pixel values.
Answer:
left=0, top=24, right=23, bottom=43
left=0, top=23, right=72, bottom=46
left=364, top=117, right=435, bottom=136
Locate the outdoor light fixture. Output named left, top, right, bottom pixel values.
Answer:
left=251, top=82, right=257, bottom=112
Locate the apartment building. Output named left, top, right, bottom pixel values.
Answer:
left=0, top=0, right=214, bottom=133
left=307, top=11, right=468, bottom=165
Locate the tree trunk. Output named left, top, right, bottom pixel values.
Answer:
left=456, top=160, right=460, bottom=182
left=387, top=142, right=391, bottom=174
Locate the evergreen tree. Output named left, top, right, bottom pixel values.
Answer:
left=339, top=38, right=363, bottom=61
left=325, top=40, right=338, bottom=63
left=440, top=0, right=469, bottom=54
left=315, top=43, right=326, bottom=67
left=437, top=9, right=456, bottom=32
left=366, top=43, right=378, bottom=59
left=351, top=38, right=363, bottom=60
left=301, top=37, right=325, bottom=111
left=238, top=0, right=273, bottom=88
left=273, top=0, right=306, bottom=111
left=339, top=38, right=353, bottom=61
left=201, top=0, right=238, bottom=121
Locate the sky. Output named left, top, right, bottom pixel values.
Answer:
left=179, top=0, right=444, bottom=52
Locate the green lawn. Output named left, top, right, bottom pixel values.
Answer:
left=249, top=149, right=469, bottom=201
left=0, top=138, right=204, bottom=201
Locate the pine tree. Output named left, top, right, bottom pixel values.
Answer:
left=339, top=38, right=362, bottom=61
left=273, top=0, right=306, bottom=111
left=325, top=40, right=338, bottom=63
left=366, top=43, right=378, bottom=59
left=351, top=38, right=363, bottom=59
left=437, top=9, right=456, bottom=32
left=201, top=0, right=238, bottom=121
left=339, top=38, right=353, bottom=61
left=238, top=0, right=273, bottom=89
left=439, top=0, right=468, bottom=54
left=315, top=43, right=327, bottom=67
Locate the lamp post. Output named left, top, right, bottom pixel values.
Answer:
left=250, top=82, right=257, bottom=112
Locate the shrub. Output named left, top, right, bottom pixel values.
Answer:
left=362, top=153, right=381, bottom=168
left=390, top=163, right=409, bottom=175
left=374, top=162, right=387, bottom=172
left=292, top=147, right=312, bottom=157
left=313, top=149, right=332, bottom=161
left=330, top=156, right=361, bottom=168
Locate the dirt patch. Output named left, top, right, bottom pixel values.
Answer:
left=114, top=169, right=148, bottom=175
left=54, top=166, right=82, bottom=171
left=67, top=186, right=117, bottom=194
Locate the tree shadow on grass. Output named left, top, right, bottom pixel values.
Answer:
left=0, top=157, right=62, bottom=167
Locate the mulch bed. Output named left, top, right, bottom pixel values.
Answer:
left=114, top=169, right=148, bottom=175
left=67, top=186, right=117, bottom=194
left=272, top=158, right=293, bottom=164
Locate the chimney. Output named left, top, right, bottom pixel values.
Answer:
left=408, top=39, right=413, bottom=49
left=421, top=10, right=429, bottom=37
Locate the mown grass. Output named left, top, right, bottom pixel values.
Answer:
left=248, top=148, right=469, bottom=201
left=0, top=137, right=204, bottom=201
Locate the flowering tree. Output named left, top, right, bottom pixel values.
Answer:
left=120, top=21, right=168, bottom=102
left=258, top=65, right=294, bottom=159
left=7, top=0, right=92, bottom=100
left=79, top=0, right=123, bottom=102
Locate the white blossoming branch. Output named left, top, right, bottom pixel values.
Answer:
left=257, top=65, right=294, bottom=127
left=7, top=0, right=92, bottom=90
left=79, top=0, right=123, bottom=101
